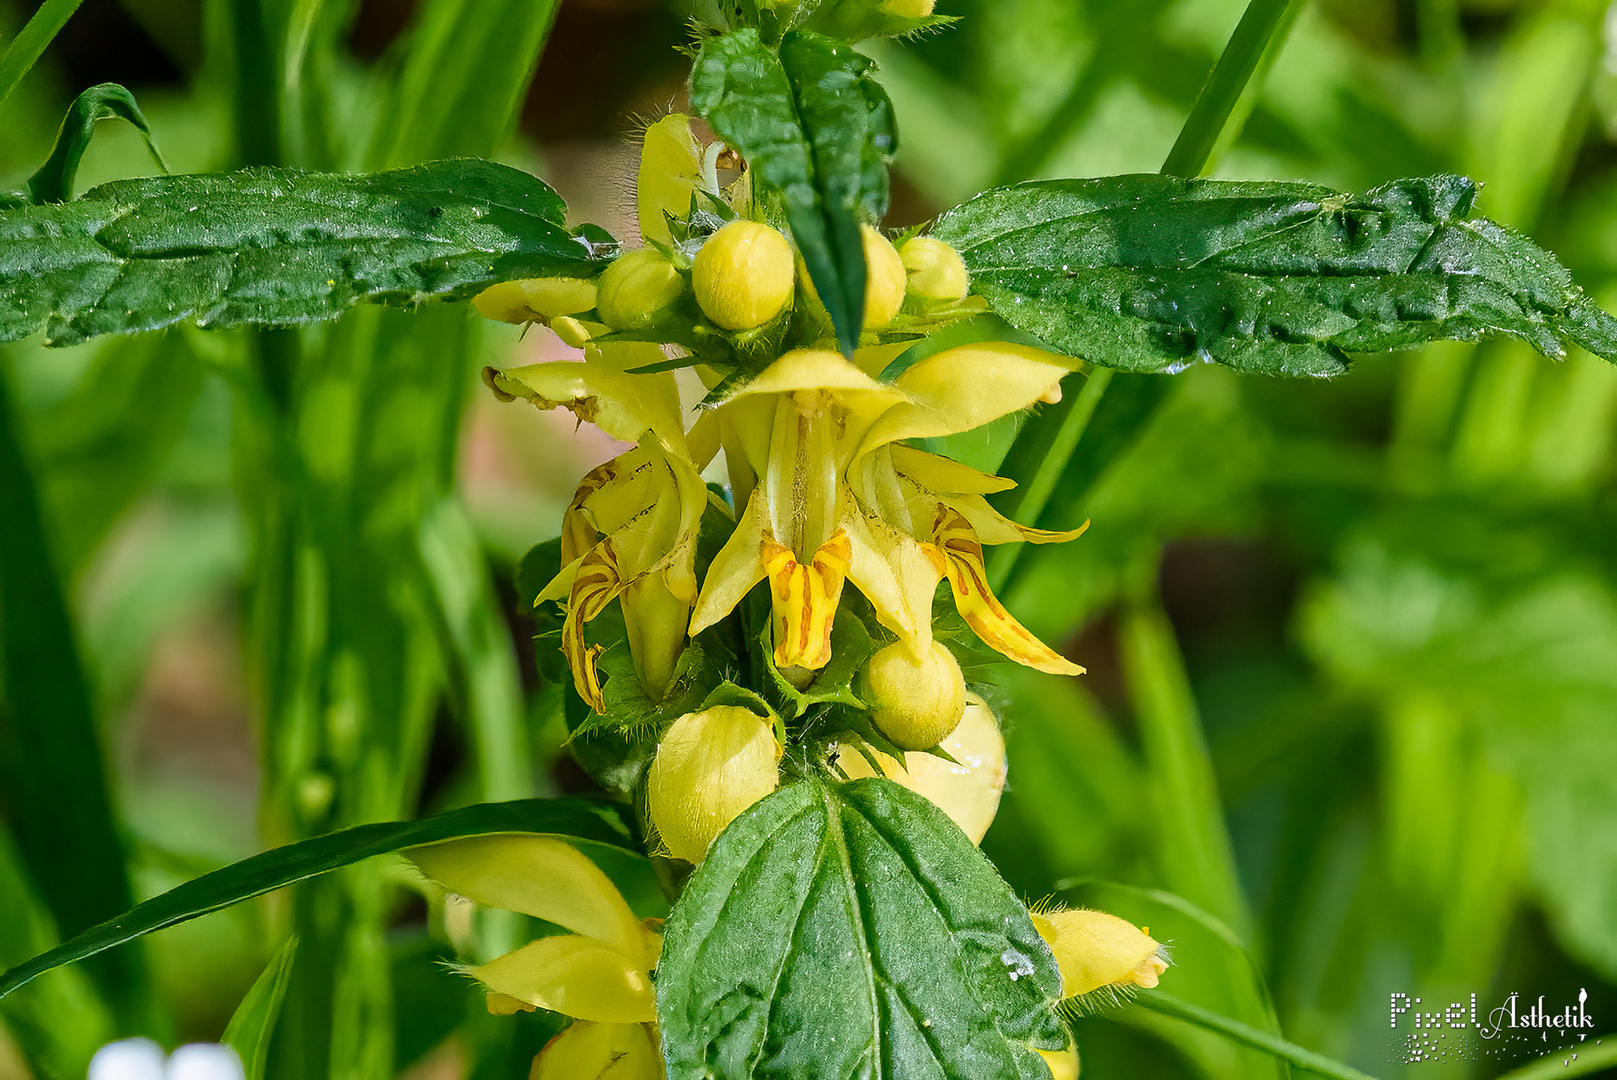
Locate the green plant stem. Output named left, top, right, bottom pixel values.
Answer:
left=1160, top=0, right=1298, bottom=178
left=0, top=0, right=84, bottom=108
left=987, top=367, right=1111, bottom=591
left=1137, top=991, right=1382, bottom=1080
left=1495, top=1037, right=1617, bottom=1080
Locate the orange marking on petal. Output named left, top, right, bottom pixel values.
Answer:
left=561, top=459, right=619, bottom=566
left=932, top=507, right=1084, bottom=676
left=762, top=530, right=852, bottom=670
left=562, top=541, right=624, bottom=711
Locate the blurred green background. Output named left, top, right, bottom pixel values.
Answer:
left=1, top=0, right=1615, bottom=1078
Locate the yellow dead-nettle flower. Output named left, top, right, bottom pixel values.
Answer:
left=839, top=692, right=1007, bottom=843
left=647, top=705, right=782, bottom=864
left=690, top=344, right=1088, bottom=678
left=407, top=836, right=665, bottom=1080
left=484, top=341, right=714, bottom=710
left=1032, top=907, right=1170, bottom=1003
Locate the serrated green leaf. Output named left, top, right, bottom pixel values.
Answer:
left=0, top=798, right=640, bottom=1002
left=657, top=777, right=1067, bottom=1080
left=26, top=83, right=166, bottom=204
left=690, top=28, right=895, bottom=354
left=0, top=158, right=610, bottom=348
left=932, top=173, right=1617, bottom=377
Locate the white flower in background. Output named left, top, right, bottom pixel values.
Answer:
left=88, top=1039, right=244, bottom=1080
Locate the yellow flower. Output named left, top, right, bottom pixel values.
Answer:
left=406, top=836, right=664, bottom=1080
left=690, top=343, right=1088, bottom=678
left=484, top=342, right=712, bottom=709
left=1031, top=907, right=1170, bottom=1002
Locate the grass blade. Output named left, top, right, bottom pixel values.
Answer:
left=1136, top=991, right=1381, bottom=1080
left=0, top=797, right=640, bottom=1001
left=1495, top=1038, right=1617, bottom=1080
left=0, top=364, right=141, bottom=1002
left=0, top=0, right=84, bottom=109
left=223, top=937, right=300, bottom=1080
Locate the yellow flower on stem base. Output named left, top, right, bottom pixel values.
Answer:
left=486, top=342, right=713, bottom=710
left=690, top=342, right=1089, bottom=678
left=407, top=835, right=664, bottom=1080
left=1031, top=907, right=1170, bottom=1008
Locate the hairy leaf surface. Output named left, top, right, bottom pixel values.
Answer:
left=691, top=28, right=895, bottom=354
left=0, top=158, right=608, bottom=347
left=658, top=777, right=1066, bottom=1080
left=932, top=174, right=1617, bottom=377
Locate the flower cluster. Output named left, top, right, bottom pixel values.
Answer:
left=451, top=110, right=1167, bottom=1077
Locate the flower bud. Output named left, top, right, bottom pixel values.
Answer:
left=883, top=0, right=935, bottom=14
left=1030, top=908, right=1169, bottom=1000
left=839, top=694, right=1006, bottom=843
left=863, top=640, right=966, bottom=750
left=899, top=236, right=969, bottom=302
left=472, top=277, right=599, bottom=325
left=596, top=249, right=685, bottom=331
left=692, top=220, right=795, bottom=330
left=861, top=225, right=906, bottom=329
left=648, top=706, right=781, bottom=864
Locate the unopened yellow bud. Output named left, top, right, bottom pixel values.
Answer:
left=648, top=706, right=781, bottom=864
left=899, top=236, right=969, bottom=302
left=883, top=0, right=935, bottom=15
left=863, top=640, right=966, bottom=750
left=596, top=249, right=684, bottom=331
left=1031, top=908, right=1169, bottom=999
left=472, top=277, right=599, bottom=325
left=862, top=225, right=906, bottom=329
left=839, top=694, right=1005, bottom=843
left=692, top=220, right=795, bottom=330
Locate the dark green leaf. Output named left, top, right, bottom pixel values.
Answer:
left=0, top=798, right=641, bottom=1001
left=690, top=29, right=895, bottom=354
left=657, top=777, right=1067, bottom=1080
left=0, top=158, right=610, bottom=348
left=0, top=371, right=141, bottom=1003
left=222, top=936, right=299, bottom=1080
left=26, top=83, right=166, bottom=204
left=932, top=174, right=1617, bottom=377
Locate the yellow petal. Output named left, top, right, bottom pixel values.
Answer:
left=531, top=1022, right=663, bottom=1080
left=889, top=444, right=1016, bottom=494
left=473, top=278, right=598, bottom=325
left=1032, top=909, right=1168, bottom=999
left=932, top=506, right=1084, bottom=676
left=621, top=575, right=691, bottom=703
left=723, top=348, right=906, bottom=409
left=637, top=113, right=705, bottom=248
left=688, top=491, right=769, bottom=637
left=473, top=936, right=656, bottom=1023
left=840, top=506, right=944, bottom=656
left=561, top=458, right=623, bottom=566
left=536, top=555, right=582, bottom=606
left=407, top=836, right=642, bottom=956
left=763, top=529, right=852, bottom=670
left=942, top=493, right=1090, bottom=546
left=858, top=342, right=1077, bottom=453
left=482, top=362, right=686, bottom=451
left=564, top=542, right=625, bottom=711
left=1037, top=1046, right=1081, bottom=1080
